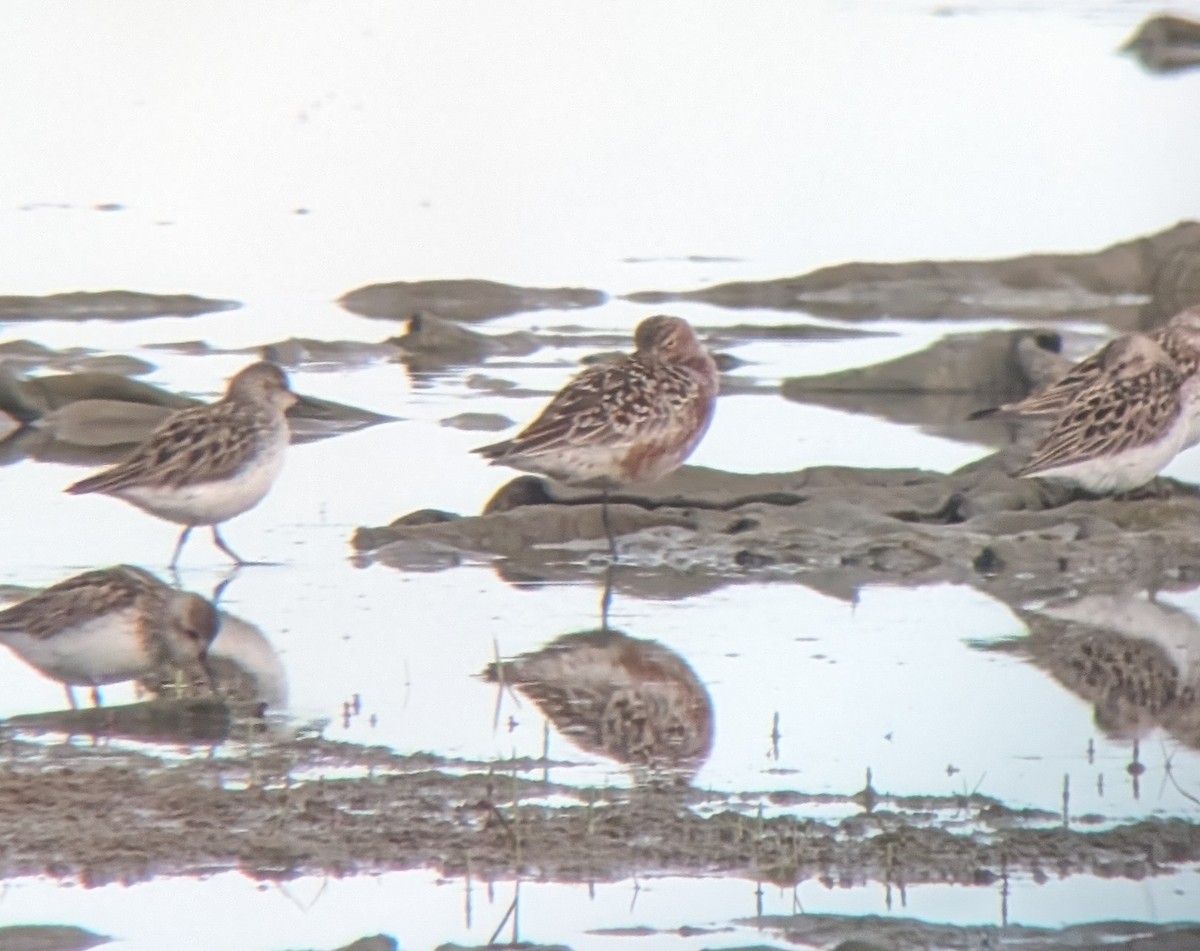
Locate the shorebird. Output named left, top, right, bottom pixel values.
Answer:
left=973, top=306, right=1200, bottom=431
left=473, top=315, right=719, bottom=557
left=67, top=361, right=297, bottom=567
left=1015, top=333, right=1200, bottom=494
left=0, top=565, right=219, bottom=708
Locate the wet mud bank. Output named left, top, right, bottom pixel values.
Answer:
left=0, top=290, right=238, bottom=322
left=745, top=915, right=1200, bottom=951
left=626, top=221, right=1200, bottom=327
left=338, top=279, right=606, bottom=322
left=354, top=461, right=1200, bottom=605
left=1, top=731, right=1197, bottom=891
left=1123, top=13, right=1200, bottom=74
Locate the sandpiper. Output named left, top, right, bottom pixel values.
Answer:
left=1015, top=333, right=1200, bottom=494
left=975, top=306, right=1200, bottom=427
left=473, top=315, right=719, bottom=556
left=0, top=565, right=219, bottom=708
left=67, top=361, right=297, bottom=567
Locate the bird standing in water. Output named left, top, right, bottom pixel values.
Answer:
left=474, top=315, right=719, bottom=558
left=67, top=361, right=297, bottom=568
left=0, top=565, right=219, bottom=708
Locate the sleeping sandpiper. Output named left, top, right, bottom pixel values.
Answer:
left=1016, top=333, right=1200, bottom=494
left=474, top=315, right=719, bottom=557
left=976, top=306, right=1200, bottom=433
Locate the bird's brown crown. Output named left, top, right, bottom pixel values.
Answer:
left=226, top=361, right=297, bottom=410
left=164, top=591, right=221, bottom=664
left=634, top=315, right=703, bottom=359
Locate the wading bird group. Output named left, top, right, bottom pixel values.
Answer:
left=3, top=308, right=1200, bottom=705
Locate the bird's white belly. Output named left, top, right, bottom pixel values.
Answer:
left=528, top=445, right=630, bottom=486
left=0, top=607, right=152, bottom=686
left=1182, top=405, right=1200, bottom=450
left=117, top=437, right=287, bottom=525
left=1177, top=377, right=1200, bottom=449
left=1033, top=423, right=1187, bottom=494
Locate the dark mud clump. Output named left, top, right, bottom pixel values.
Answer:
left=353, top=460, right=1200, bottom=608
left=0, top=290, right=239, bottom=321
left=338, top=278, right=606, bottom=321
left=1123, top=14, right=1200, bottom=74
left=388, top=310, right=541, bottom=370
left=0, top=367, right=395, bottom=464
left=780, top=328, right=1073, bottom=445
left=625, top=221, right=1200, bottom=328
left=0, top=925, right=110, bottom=951
left=747, top=915, right=1200, bottom=951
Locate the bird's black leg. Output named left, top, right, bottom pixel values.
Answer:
left=601, top=487, right=618, bottom=562
left=599, top=563, right=614, bottom=631
left=212, top=526, right=249, bottom=566
left=169, top=526, right=194, bottom=570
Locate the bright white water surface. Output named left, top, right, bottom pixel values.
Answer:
left=2, top=0, right=1200, bottom=947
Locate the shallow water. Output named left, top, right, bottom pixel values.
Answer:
left=3, top=1, right=1200, bottom=948
left=6, top=867, right=1200, bottom=951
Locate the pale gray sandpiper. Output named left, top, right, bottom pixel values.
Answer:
left=1015, top=333, right=1200, bottom=494
left=0, top=565, right=219, bottom=708
left=473, top=315, right=719, bottom=557
left=67, top=361, right=297, bottom=568
left=974, top=306, right=1200, bottom=431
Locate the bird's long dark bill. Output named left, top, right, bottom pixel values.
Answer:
left=199, top=656, right=220, bottom=698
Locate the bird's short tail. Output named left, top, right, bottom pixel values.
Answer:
left=472, top=439, right=512, bottom=461
left=65, top=472, right=113, bottom=495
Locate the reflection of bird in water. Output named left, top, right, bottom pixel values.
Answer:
left=474, top=315, right=719, bottom=558
left=483, top=628, right=714, bottom=780
left=1014, top=334, right=1200, bottom=494
left=145, top=610, right=287, bottom=710
left=66, top=361, right=298, bottom=567
left=0, top=565, right=218, bottom=709
left=1004, top=592, right=1200, bottom=749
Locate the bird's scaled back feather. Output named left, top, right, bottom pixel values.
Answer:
left=67, top=401, right=270, bottom=494
left=1017, top=362, right=1181, bottom=475
left=0, top=566, right=157, bottom=640
left=476, top=357, right=702, bottom=461
left=985, top=313, right=1200, bottom=421
left=999, top=351, right=1106, bottom=417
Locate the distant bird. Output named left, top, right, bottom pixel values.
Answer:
left=973, top=306, right=1200, bottom=428
left=474, top=315, right=719, bottom=557
left=0, top=565, right=219, bottom=708
left=1015, top=333, right=1200, bottom=494
left=482, top=629, right=714, bottom=780
left=67, top=362, right=297, bottom=567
